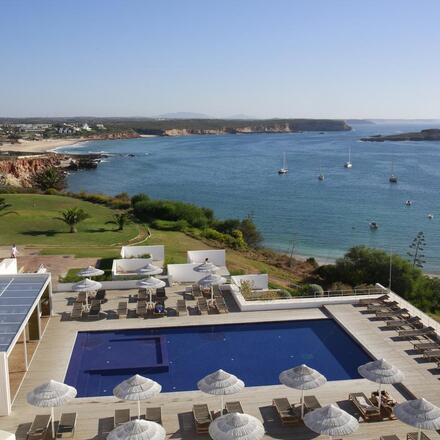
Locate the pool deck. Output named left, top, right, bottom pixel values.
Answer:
left=1, top=287, right=440, bottom=439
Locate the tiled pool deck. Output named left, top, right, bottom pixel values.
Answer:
left=1, top=287, right=440, bottom=440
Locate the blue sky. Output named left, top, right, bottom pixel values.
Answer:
left=1, top=0, right=439, bottom=118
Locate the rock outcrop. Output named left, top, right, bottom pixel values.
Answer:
left=361, top=128, right=440, bottom=142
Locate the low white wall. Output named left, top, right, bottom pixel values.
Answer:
left=111, top=258, right=153, bottom=278
left=228, top=285, right=381, bottom=311
left=231, top=274, right=268, bottom=290
left=121, top=245, right=164, bottom=261
left=168, top=263, right=230, bottom=284
left=0, top=259, right=17, bottom=275
left=187, top=249, right=226, bottom=266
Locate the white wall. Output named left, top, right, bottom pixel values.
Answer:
left=187, top=250, right=226, bottom=266
left=111, top=258, right=153, bottom=278
left=168, top=263, right=206, bottom=284
left=121, top=245, right=164, bottom=261
left=231, top=274, right=268, bottom=290
left=0, top=259, right=17, bottom=275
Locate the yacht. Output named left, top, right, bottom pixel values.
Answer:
left=405, top=200, right=412, bottom=207
left=278, top=152, right=288, bottom=175
left=389, top=151, right=397, bottom=183
left=369, top=221, right=379, bottom=230
left=344, top=146, right=352, bottom=168
left=428, top=213, right=434, bottom=220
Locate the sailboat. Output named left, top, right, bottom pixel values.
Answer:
left=389, top=151, right=398, bottom=183
left=278, top=153, right=288, bottom=174
left=344, top=146, right=352, bottom=168
left=318, top=163, right=324, bottom=181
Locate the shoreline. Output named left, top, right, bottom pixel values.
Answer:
left=0, top=138, right=86, bottom=154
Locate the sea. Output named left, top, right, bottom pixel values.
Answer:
left=57, top=122, right=440, bottom=273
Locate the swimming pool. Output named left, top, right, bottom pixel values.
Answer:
left=64, top=319, right=372, bottom=397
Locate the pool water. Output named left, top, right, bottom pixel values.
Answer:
left=64, top=319, right=372, bottom=397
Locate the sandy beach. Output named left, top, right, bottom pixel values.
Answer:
left=0, top=138, right=84, bottom=153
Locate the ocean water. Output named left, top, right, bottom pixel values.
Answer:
left=59, top=122, right=440, bottom=273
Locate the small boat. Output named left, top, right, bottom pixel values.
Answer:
left=428, top=213, right=434, bottom=220
left=344, top=146, right=352, bottom=168
left=318, top=164, right=324, bottom=181
left=389, top=151, right=397, bottom=183
left=405, top=200, right=412, bottom=206
left=369, top=221, right=379, bottom=230
left=278, top=152, right=288, bottom=175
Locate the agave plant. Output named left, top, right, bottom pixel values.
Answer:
left=106, top=211, right=131, bottom=231
left=0, top=197, right=17, bottom=217
left=55, top=207, right=90, bottom=233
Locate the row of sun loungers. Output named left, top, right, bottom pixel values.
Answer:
left=381, top=434, right=432, bottom=440
left=27, top=413, right=77, bottom=439
left=193, top=401, right=244, bottom=433
left=114, top=407, right=162, bottom=427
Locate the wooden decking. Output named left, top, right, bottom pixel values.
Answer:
left=1, top=288, right=440, bottom=439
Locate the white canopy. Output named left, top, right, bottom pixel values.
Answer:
left=358, top=358, right=404, bottom=384
left=137, top=263, right=163, bottom=276
left=113, top=375, right=161, bottom=418
left=72, top=278, right=102, bottom=292
left=394, top=398, right=440, bottom=440
left=198, top=369, right=244, bottom=411
left=107, top=419, right=166, bottom=440
left=76, top=266, right=104, bottom=278
left=198, top=273, right=226, bottom=286
left=194, top=260, right=218, bottom=273
left=303, top=404, right=359, bottom=439
left=27, top=380, right=77, bottom=438
left=279, top=364, right=326, bottom=418
left=209, top=413, right=264, bottom=440
left=136, top=277, right=166, bottom=289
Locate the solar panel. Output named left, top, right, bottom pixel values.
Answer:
left=0, top=274, right=49, bottom=352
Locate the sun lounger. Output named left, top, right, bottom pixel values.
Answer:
left=94, top=289, right=106, bottom=302
left=176, top=299, right=187, bottom=316
left=88, top=299, right=101, bottom=319
left=349, top=392, right=381, bottom=421
left=423, top=349, right=440, bottom=359
left=376, top=308, right=410, bottom=319
left=272, top=398, right=300, bottom=425
left=197, top=297, right=209, bottom=315
left=193, top=404, right=212, bottom=433
left=114, top=409, right=130, bottom=427
left=117, top=301, right=128, bottom=317
left=27, top=414, right=51, bottom=440
left=304, top=395, right=322, bottom=412
left=225, top=401, right=244, bottom=414
left=192, top=284, right=202, bottom=298
left=412, top=341, right=439, bottom=351
left=156, top=287, right=166, bottom=300
left=146, top=407, right=162, bottom=425
left=398, top=327, right=435, bottom=338
left=138, top=289, right=148, bottom=301
left=358, top=294, right=389, bottom=306
left=407, top=432, right=431, bottom=440
left=75, top=292, right=86, bottom=303
left=386, top=317, right=421, bottom=329
left=56, top=412, right=77, bottom=438
left=367, top=301, right=398, bottom=311
left=70, top=304, right=83, bottom=320
left=371, top=391, right=397, bottom=420
left=380, top=436, right=401, bottom=440
left=216, top=297, right=228, bottom=314
left=137, top=300, right=147, bottom=317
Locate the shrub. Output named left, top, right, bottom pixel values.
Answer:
left=151, top=219, right=189, bottom=231
left=33, top=167, right=66, bottom=191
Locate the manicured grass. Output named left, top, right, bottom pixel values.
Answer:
left=0, top=194, right=140, bottom=252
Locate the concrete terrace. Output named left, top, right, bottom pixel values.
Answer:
left=1, top=286, right=440, bottom=440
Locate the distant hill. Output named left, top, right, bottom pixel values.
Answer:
left=346, top=119, right=375, bottom=125
left=155, top=112, right=211, bottom=119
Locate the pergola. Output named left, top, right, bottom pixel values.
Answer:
left=0, top=274, right=52, bottom=416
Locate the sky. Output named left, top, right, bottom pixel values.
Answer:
left=1, top=0, right=440, bottom=119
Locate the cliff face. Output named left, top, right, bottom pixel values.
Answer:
left=161, top=120, right=351, bottom=136
left=0, top=154, right=64, bottom=187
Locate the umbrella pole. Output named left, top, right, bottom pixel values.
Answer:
left=51, top=406, right=55, bottom=439
left=138, top=400, right=141, bottom=419
left=418, top=428, right=421, bottom=440
left=149, top=288, right=153, bottom=307
left=220, top=394, right=224, bottom=415
left=210, top=285, right=214, bottom=305
left=378, top=383, right=382, bottom=415
left=301, top=389, right=305, bottom=419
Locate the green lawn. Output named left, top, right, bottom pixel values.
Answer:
left=0, top=194, right=141, bottom=254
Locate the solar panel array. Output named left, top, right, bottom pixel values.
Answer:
left=0, top=274, right=49, bottom=352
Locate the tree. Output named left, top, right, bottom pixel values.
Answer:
left=33, top=167, right=66, bottom=191
left=55, top=208, right=90, bottom=233
left=238, top=215, right=262, bottom=248
left=0, top=197, right=17, bottom=217
left=408, top=231, right=426, bottom=268
left=106, top=211, right=131, bottom=231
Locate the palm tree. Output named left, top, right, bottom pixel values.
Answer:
left=106, top=211, right=131, bottom=231
left=0, top=197, right=17, bottom=217
left=33, top=167, right=66, bottom=191
left=55, top=208, right=90, bottom=233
